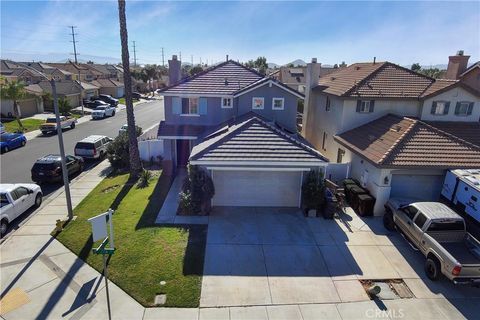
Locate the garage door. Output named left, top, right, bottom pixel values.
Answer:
left=19, top=99, right=38, bottom=117
left=391, top=174, right=444, bottom=201
left=212, top=170, right=302, bottom=207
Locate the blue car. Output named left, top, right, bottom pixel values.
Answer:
left=0, top=133, right=27, bottom=153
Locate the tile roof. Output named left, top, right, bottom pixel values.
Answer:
left=334, top=114, right=480, bottom=169
left=420, top=79, right=458, bottom=98
left=424, top=121, right=480, bottom=147
left=232, top=77, right=304, bottom=98
left=276, top=66, right=337, bottom=86
left=317, top=62, right=434, bottom=98
left=158, top=60, right=263, bottom=95
left=91, top=79, right=124, bottom=88
left=190, top=115, right=327, bottom=164
left=38, top=80, right=81, bottom=96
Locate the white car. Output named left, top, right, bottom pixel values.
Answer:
left=91, top=105, right=116, bottom=119
left=1, top=183, right=42, bottom=236
left=119, top=124, right=128, bottom=135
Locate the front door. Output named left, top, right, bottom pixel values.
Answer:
left=176, top=140, right=190, bottom=167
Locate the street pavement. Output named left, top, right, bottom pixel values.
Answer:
left=0, top=99, right=164, bottom=196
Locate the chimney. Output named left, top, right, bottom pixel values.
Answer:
left=301, top=58, right=322, bottom=138
left=445, top=50, right=470, bottom=80
left=226, top=54, right=229, bottom=62
left=168, top=55, right=181, bottom=85
left=373, top=57, right=376, bottom=64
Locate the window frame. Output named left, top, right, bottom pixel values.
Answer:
left=252, top=97, right=264, bottom=110
left=414, top=212, right=428, bottom=229
left=325, top=96, right=331, bottom=112
left=401, top=205, right=418, bottom=220
left=359, top=100, right=371, bottom=113
left=181, top=97, right=200, bottom=115
left=456, top=101, right=470, bottom=116
left=272, top=97, right=285, bottom=110
left=431, top=100, right=449, bottom=115
left=221, top=97, right=233, bottom=109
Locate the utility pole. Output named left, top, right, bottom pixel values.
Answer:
left=179, top=51, right=182, bottom=62
left=132, top=41, right=137, bottom=67
left=69, top=26, right=78, bottom=64
left=191, top=55, right=193, bottom=66
left=161, top=47, right=165, bottom=67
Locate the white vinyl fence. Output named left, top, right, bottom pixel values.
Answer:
left=325, top=162, right=350, bottom=183
left=138, top=124, right=163, bottom=161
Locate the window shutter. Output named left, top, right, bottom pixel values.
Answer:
left=443, top=102, right=450, bottom=114
left=454, top=102, right=461, bottom=115
left=172, top=97, right=181, bottom=114
left=369, top=100, right=375, bottom=113
left=356, top=100, right=361, bottom=112
left=199, top=97, right=208, bottom=115
left=430, top=101, right=437, bottom=114
left=467, top=102, right=474, bottom=115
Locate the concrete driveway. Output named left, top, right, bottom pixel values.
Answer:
left=200, top=206, right=480, bottom=308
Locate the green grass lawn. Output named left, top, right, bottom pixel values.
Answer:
left=118, top=97, right=139, bottom=105
left=55, top=171, right=207, bottom=307
left=2, top=118, right=44, bottom=133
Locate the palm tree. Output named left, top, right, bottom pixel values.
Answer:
left=58, top=96, right=72, bottom=116
left=0, top=79, right=27, bottom=131
left=117, top=0, right=142, bottom=178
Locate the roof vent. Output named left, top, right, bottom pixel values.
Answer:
left=225, top=78, right=228, bottom=85
left=457, top=50, right=464, bottom=56
left=330, top=76, right=336, bottom=81
left=355, top=66, right=361, bottom=71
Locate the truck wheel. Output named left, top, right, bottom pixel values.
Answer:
left=70, top=122, right=75, bottom=129
left=112, top=111, right=115, bottom=116
left=383, top=210, right=395, bottom=231
left=425, top=256, right=441, bottom=281
left=0, top=219, right=8, bottom=237
left=2, top=146, right=8, bottom=153
left=34, top=193, right=43, bottom=208
left=42, top=131, right=48, bottom=135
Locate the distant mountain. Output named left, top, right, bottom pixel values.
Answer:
left=287, top=59, right=307, bottom=67
left=1, top=52, right=123, bottom=65
left=268, top=62, right=280, bottom=69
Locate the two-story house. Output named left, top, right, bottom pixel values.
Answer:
left=302, top=57, right=480, bottom=215
left=157, top=55, right=327, bottom=208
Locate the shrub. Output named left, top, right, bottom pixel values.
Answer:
left=302, top=169, right=326, bottom=211
left=178, top=165, right=215, bottom=215
left=137, top=169, right=152, bottom=188
left=107, top=126, right=143, bottom=170
left=58, top=96, right=73, bottom=116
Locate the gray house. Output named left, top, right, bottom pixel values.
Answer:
left=157, top=56, right=327, bottom=208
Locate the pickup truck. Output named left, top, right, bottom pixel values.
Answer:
left=1, top=183, right=42, bottom=237
left=384, top=199, right=480, bottom=284
left=40, top=116, right=77, bottom=135
left=91, top=105, right=115, bottom=119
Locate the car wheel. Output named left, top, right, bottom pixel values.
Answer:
left=112, top=111, right=115, bottom=116
left=79, top=163, right=84, bottom=173
left=21, top=140, right=26, bottom=146
left=70, top=122, right=75, bottom=129
left=2, top=146, right=8, bottom=153
left=34, top=193, right=43, bottom=208
left=383, top=210, right=395, bottom=231
left=0, top=219, right=8, bottom=238
left=425, top=256, right=441, bottom=281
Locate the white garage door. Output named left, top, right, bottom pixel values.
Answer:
left=212, top=170, right=302, bottom=207
left=391, top=174, right=444, bottom=201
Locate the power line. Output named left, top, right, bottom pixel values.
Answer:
left=69, top=26, right=79, bottom=64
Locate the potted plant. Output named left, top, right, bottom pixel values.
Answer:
left=302, top=169, right=326, bottom=217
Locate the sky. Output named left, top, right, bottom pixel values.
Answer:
left=0, top=0, right=479, bottom=67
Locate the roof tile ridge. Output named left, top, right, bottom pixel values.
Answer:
left=378, top=115, right=417, bottom=165
left=342, top=62, right=387, bottom=97
left=418, top=120, right=480, bottom=150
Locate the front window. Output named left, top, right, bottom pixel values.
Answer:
left=252, top=97, right=264, bottom=110
left=222, top=97, right=232, bottom=108
left=359, top=100, right=371, bottom=113
left=272, top=98, right=284, bottom=110
left=455, top=102, right=471, bottom=116
left=431, top=101, right=449, bottom=115
left=182, top=97, right=198, bottom=114
left=46, top=118, right=57, bottom=123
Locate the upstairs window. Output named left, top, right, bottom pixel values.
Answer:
left=325, top=96, right=331, bottom=112
left=356, top=100, right=374, bottom=113
left=431, top=101, right=450, bottom=115
left=252, top=97, right=264, bottom=110
left=221, top=97, right=232, bottom=108
left=182, top=97, right=198, bottom=114
left=272, top=98, right=284, bottom=110
left=454, top=101, right=474, bottom=116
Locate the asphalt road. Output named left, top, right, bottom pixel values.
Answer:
left=0, top=99, right=165, bottom=198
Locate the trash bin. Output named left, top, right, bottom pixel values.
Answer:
left=349, top=186, right=369, bottom=210
left=357, top=194, right=376, bottom=217
left=323, top=188, right=336, bottom=219
left=344, top=184, right=358, bottom=203
left=342, top=178, right=358, bottom=188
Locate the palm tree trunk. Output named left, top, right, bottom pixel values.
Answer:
left=13, top=100, right=24, bottom=131
left=117, top=0, right=142, bottom=178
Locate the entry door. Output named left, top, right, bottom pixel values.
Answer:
left=212, top=170, right=302, bottom=207
left=176, top=140, right=190, bottom=167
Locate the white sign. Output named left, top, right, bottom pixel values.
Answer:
left=88, top=209, right=115, bottom=248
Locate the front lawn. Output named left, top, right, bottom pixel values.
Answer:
left=2, top=118, right=44, bottom=133
left=118, top=97, right=139, bottom=105
left=55, top=171, right=207, bottom=307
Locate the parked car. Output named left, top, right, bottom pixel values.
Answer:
left=0, top=123, right=5, bottom=134
left=40, top=116, right=76, bottom=135
left=84, top=100, right=110, bottom=109
left=91, top=105, right=116, bottom=119
left=31, top=154, right=84, bottom=184
left=98, top=94, right=119, bottom=107
left=132, top=92, right=141, bottom=100
left=119, top=124, right=128, bottom=135
left=74, top=135, right=113, bottom=159
left=1, top=183, right=42, bottom=236
left=1, top=132, right=27, bottom=153
left=384, top=199, right=480, bottom=284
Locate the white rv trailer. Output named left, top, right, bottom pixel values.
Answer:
left=442, top=169, right=480, bottom=223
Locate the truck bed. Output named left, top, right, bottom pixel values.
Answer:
left=441, top=241, right=480, bottom=265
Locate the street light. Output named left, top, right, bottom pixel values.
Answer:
left=19, top=63, right=74, bottom=220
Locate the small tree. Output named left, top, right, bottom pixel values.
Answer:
left=0, top=79, right=27, bottom=130
left=106, top=126, right=142, bottom=170
left=178, top=165, right=215, bottom=215
left=301, top=169, right=326, bottom=213
left=58, top=96, right=72, bottom=116
left=190, top=65, right=204, bottom=76
left=411, top=63, right=421, bottom=72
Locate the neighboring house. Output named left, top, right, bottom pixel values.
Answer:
left=91, top=79, right=124, bottom=98
left=79, top=81, right=100, bottom=101
left=442, top=51, right=479, bottom=92
left=271, top=64, right=337, bottom=93
left=301, top=57, right=480, bottom=215
left=0, top=60, right=45, bottom=84
left=85, top=63, right=122, bottom=80
left=0, top=84, right=44, bottom=118
left=46, top=62, right=101, bottom=82
left=20, top=62, right=73, bottom=81
left=38, top=80, right=82, bottom=108
left=157, top=55, right=326, bottom=208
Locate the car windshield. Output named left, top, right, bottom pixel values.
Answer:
left=46, top=118, right=57, bottom=123
left=32, top=162, right=58, bottom=170
left=0, top=193, right=10, bottom=208
left=95, top=106, right=106, bottom=110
